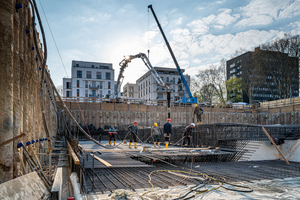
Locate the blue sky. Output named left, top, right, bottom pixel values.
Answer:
left=37, top=0, right=300, bottom=90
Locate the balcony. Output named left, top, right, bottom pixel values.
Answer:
left=89, top=85, right=99, bottom=89
left=89, top=94, right=99, bottom=98
left=156, top=88, right=166, bottom=93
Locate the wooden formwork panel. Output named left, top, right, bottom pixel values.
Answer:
left=114, top=104, right=128, bottom=111
left=100, top=103, right=115, bottom=111
left=281, top=106, right=293, bottom=113
left=139, top=105, right=147, bottom=112
left=128, top=104, right=139, bottom=111
left=294, top=105, right=300, bottom=111
left=269, top=108, right=280, bottom=114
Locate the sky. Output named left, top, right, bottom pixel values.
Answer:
left=36, top=0, right=300, bottom=91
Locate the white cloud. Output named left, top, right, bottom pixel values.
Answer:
left=187, top=9, right=239, bottom=34
left=235, top=15, right=274, bottom=27
left=174, top=17, right=184, bottom=25
left=193, top=59, right=202, bottom=64
left=236, top=0, right=300, bottom=27
left=196, top=6, right=205, bottom=10
left=216, top=0, right=225, bottom=4
left=215, top=9, right=240, bottom=26
left=278, top=0, right=300, bottom=19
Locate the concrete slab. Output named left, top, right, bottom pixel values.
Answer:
left=240, top=140, right=300, bottom=162
left=0, top=172, right=49, bottom=200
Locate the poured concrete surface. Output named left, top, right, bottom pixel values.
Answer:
left=240, top=140, right=300, bottom=162
left=0, top=172, right=49, bottom=200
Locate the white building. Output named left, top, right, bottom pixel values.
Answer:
left=63, top=60, right=116, bottom=100
left=131, top=67, right=191, bottom=103
left=122, top=83, right=138, bottom=98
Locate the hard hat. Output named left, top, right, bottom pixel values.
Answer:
left=191, top=123, right=195, bottom=127
left=167, top=118, right=172, bottom=122
left=134, top=121, right=138, bottom=124
left=154, top=123, right=157, bottom=127
left=195, top=104, right=198, bottom=107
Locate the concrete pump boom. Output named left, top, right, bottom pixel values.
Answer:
left=115, top=53, right=171, bottom=118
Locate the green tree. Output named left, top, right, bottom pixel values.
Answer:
left=226, top=77, right=244, bottom=102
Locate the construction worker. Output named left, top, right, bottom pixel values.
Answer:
left=182, top=123, right=195, bottom=147
left=128, top=121, right=138, bottom=149
left=108, top=128, right=112, bottom=145
left=194, top=104, right=204, bottom=125
left=108, top=127, right=117, bottom=146
left=163, top=118, right=172, bottom=149
left=151, top=123, right=161, bottom=147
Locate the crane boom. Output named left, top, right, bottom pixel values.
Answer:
left=148, top=4, right=197, bottom=104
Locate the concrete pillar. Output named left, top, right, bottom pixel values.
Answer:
left=0, top=0, right=14, bottom=182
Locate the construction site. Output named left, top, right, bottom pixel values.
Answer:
left=1, top=1, right=300, bottom=200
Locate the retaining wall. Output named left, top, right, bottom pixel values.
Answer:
left=0, top=0, right=57, bottom=183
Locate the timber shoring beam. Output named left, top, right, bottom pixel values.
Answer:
left=262, top=127, right=290, bottom=165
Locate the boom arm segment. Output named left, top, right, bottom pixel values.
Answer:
left=114, top=53, right=170, bottom=98
left=148, top=4, right=197, bottom=104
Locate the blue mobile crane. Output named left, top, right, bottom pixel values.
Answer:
left=148, top=5, right=198, bottom=104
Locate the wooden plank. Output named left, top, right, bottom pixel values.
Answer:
left=262, top=127, right=290, bottom=165
left=0, top=133, right=26, bottom=147
left=90, top=153, right=112, bottom=167
left=67, top=142, right=80, bottom=165
left=28, top=145, right=43, bottom=172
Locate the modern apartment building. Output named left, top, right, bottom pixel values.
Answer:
left=63, top=60, right=116, bottom=100
left=122, top=83, right=138, bottom=98
left=226, top=47, right=299, bottom=103
left=134, top=67, right=190, bottom=103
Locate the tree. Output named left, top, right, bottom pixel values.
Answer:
left=226, top=77, right=244, bottom=102
left=193, top=59, right=226, bottom=105
left=254, top=33, right=300, bottom=99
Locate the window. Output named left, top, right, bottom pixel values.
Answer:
left=67, top=91, right=72, bottom=97
left=85, top=90, right=88, bottom=97
left=100, top=82, right=103, bottom=89
left=85, top=81, right=88, bottom=88
left=77, top=89, right=79, bottom=97
left=106, top=72, right=111, bottom=80
left=97, top=72, right=101, bottom=79
left=91, top=65, right=94, bottom=68
left=100, top=66, right=109, bottom=69
left=99, top=90, right=103, bottom=97
left=86, top=71, right=91, bottom=79
left=66, top=82, right=71, bottom=89
left=157, top=93, right=163, bottom=99
left=76, top=64, right=79, bottom=67
left=108, top=82, right=111, bottom=89
left=77, top=80, right=80, bottom=87
left=92, top=81, right=96, bottom=87
left=77, top=70, right=82, bottom=78
left=149, top=87, right=150, bottom=93
left=173, top=78, right=175, bottom=84
left=108, top=90, right=111, bottom=94
left=167, top=77, right=169, bottom=82
left=170, top=72, right=175, bottom=75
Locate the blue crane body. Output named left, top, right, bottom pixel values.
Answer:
left=148, top=5, right=197, bottom=104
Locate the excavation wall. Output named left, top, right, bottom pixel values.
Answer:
left=0, top=0, right=57, bottom=183
left=58, top=102, right=300, bottom=131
